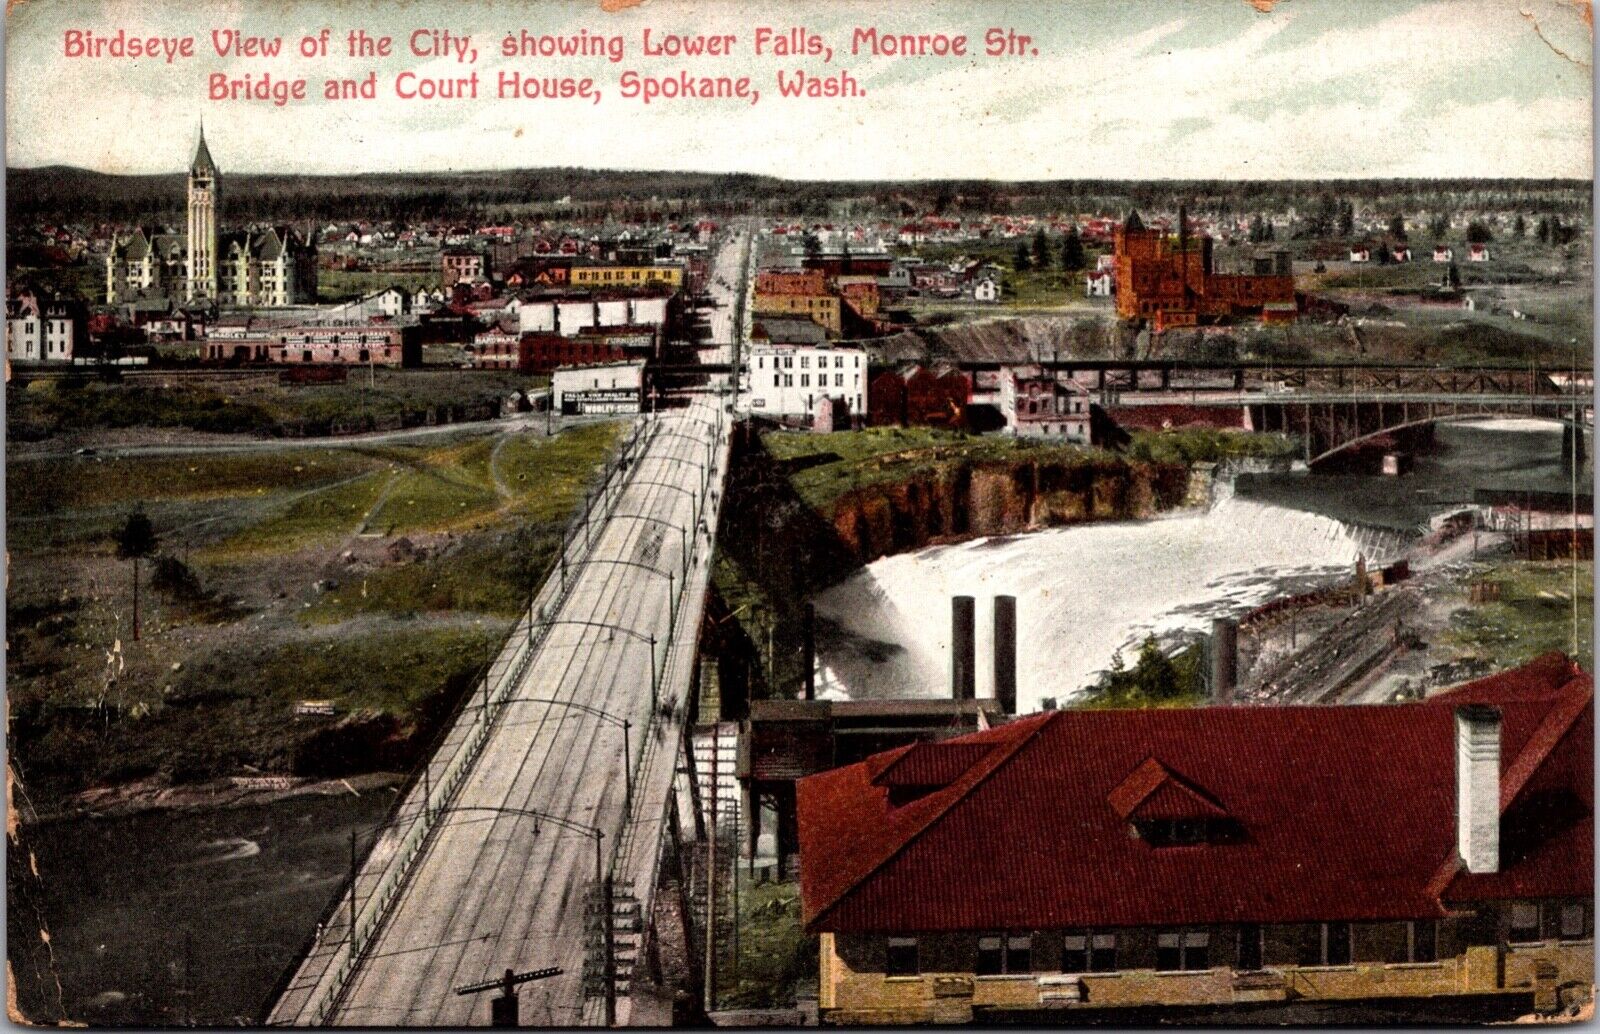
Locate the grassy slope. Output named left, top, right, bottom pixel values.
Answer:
left=1445, top=560, right=1594, bottom=672
left=6, top=420, right=624, bottom=800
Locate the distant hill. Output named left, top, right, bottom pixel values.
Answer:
left=7, top=164, right=1590, bottom=228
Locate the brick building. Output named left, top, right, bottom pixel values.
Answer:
left=203, top=320, right=419, bottom=366
left=1114, top=209, right=1296, bottom=330
left=754, top=269, right=843, bottom=336
left=441, top=248, right=490, bottom=289
left=868, top=364, right=972, bottom=430
left=799, top=652, right=1593, bottom=1024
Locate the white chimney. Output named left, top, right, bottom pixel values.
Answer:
left=1455, top=705, right=1501, bottom=875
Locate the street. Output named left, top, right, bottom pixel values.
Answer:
left=269, top=232, right=746, bottom=1027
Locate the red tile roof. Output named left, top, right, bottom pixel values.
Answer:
left=797, top=653, right=1591, bottom=934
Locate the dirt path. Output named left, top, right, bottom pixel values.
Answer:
left=487, top=431, right=516, bottom=501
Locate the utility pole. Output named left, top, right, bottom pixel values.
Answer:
left=454, top=965, right=562, bottom=1028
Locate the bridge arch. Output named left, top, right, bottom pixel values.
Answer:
left=1308, top=409, right=1589, bottom=467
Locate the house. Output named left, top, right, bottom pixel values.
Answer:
left=999, top=369, right=1093, bottom=443
left=746, top=343, right=866, bottom=425
left=1469, top=243, right=1490, bottom=262
left=798, top=652, right=1593, bottom=1025
left=1434, top=246, right=1454, bottom=263
left=441, top=248, right=491, bottom=289
left=1085, top=270, right=1115, bottom=297
left=1349, top=247, right=1371, bottom=263
left=972, top=278, right=1002, bottom=304
left=6, top=293, right=87, bottom=362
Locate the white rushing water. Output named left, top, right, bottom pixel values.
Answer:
left=810, top=496, right=1412, bottom=712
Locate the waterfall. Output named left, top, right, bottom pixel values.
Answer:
left=812, top=496, right=1414, bottom=712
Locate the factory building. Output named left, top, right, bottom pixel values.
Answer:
left=1114, top=208, right=1297, bottom=330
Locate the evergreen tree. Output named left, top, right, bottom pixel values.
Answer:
left=1388, top=214, right=1407, bottom=241
left=1513, top=213, right=1526, bottom=238
left=1032, top=227, right=1051, bottom=270
left=1060, top=226, right=1086, bottom=271
left=1337, top=200, right=1355, bottom=237
left=1013, top=242, right=1032, bottom=272
left=1536, top=216, right=1551, bottom=244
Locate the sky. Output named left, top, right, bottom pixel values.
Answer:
left=5, top=0, right=1594, bottom=179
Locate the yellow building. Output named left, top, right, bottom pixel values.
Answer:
left=753, top=293, right=841, bottom=336
left=569, top=264, right=683, bottom=290
left=798, top=653, right=1595, bottom=1024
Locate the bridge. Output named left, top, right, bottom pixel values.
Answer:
left=267, top=230, right=753, bottom=1027
left=1115, top=390, right=1591, bottom=466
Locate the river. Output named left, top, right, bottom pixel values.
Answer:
left=812, top=420, right=1589, bottom=712
left=9, top=792, right=394, bottom=1026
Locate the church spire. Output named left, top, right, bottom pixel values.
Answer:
left=191, top=123, right=218, bottom=178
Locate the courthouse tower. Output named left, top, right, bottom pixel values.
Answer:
left=186, top=125, right=219, bottom=301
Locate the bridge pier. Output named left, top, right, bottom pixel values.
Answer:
left=1562, top=422, right=1587, bottom=474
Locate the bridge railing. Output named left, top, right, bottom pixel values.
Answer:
left=284, top=418, right=651, bottom=1027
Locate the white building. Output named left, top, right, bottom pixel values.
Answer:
left=972, top=278, right=1002, bottom=303
left=1085, top=270, right=1114, bottom=297
left=999, top=368, right=1093, bottom=443
left=746, top=342, right=866, bottom=424
left=552, top=360, right=644, bottom=415
left=6, top=295, right=83, bottom=362
left=515, top=291, right=670, bottom=337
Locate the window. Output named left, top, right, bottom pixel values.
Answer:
left=1237, top=924, right=1263, bottom=971
left=976, top=935, right=1003, bottom=976
left=1511, top=903, right=1541, bottom=944
left=1408, top=920, right=1437, bottom=963
left=1324, top=922, right=1351, bottom=965
left=1063, top=930, right=1117, bottom=973
left=1006, top=934, right=1033, bottom=973
left=886, top=937, right=918, bottom=977
left=1560, top=904, right=1587, bottom=941
left=800, top=356, right=809, bottom=368
left=1157, top=931, right=1211, bottom=972
left=800, top=374, right=809, bottom=388
left=835, top=356, right=844, bottom=368
left=773, top=374, right=780, bottom=388
left=835, top=374, right=844, bottom=387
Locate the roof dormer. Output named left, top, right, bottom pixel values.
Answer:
left=870, top=741, right=994, bottom=808
left=1109, top=757, right=1242, bottom=847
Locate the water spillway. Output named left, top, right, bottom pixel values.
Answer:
left=810, top=496, right=1412, bottom=712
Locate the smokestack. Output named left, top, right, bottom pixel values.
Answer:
left=1211, top=618, right=1238, bottom=706
left=951, top=596, right=976, bottom=700
left=992, top=596, right=1017, bottom=715
left=1455, top=705, right=1501, bottom=874
left=802, top=602, right=816, bottom=701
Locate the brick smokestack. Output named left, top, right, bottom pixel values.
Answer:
left=1211, top=617, right=1238, bottom=706
left=951, top=596, right=976, bottom=700
left=992, top=596, right=1017, bottom=714
left=1455, top=704, right=1501, bottom=874
left=802, top=602, right=816, bottom=702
